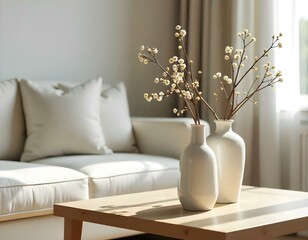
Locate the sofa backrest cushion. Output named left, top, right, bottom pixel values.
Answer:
left=57, top=81, right=138, bottom=152
left=0, top=79, right=26, bottom=160
left=19, top=78, right=112, bottom=161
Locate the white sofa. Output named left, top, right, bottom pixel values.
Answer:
left=0, top=78, right=210, bottom=240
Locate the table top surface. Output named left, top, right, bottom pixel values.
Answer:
left=54, top=186, right=308, bottom=240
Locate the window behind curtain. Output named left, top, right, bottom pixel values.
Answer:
left=275, top=0, right=308, bottom=111
left=300, top=18, right=308, bottom=95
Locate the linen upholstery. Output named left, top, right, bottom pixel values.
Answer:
left=33, top=153, right=179, bottom=198
left=0, top=79, right=26, bottom=160
left=132, top=117, right=210, bottom=159
left=19, top=78, right=112, bottom=161
left=56, top=81, right=137, bottom=152
left=100, top=82, right=137, bottom=152
left=0, top=160, right=88, bottom=217
left=0, top=116, right=195, bottom=240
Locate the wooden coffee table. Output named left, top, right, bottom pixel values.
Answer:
left=54, top=186, right=308, bottom=240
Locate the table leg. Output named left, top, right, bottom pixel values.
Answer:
left=64, top=218, right=83, bottom=240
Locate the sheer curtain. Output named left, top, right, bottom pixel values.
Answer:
left=275, top=0, right=305, bottom=190
left=179, top=0, right=282, bottom=187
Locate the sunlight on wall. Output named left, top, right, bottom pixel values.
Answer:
left=0, top=0, right=179, bottom=117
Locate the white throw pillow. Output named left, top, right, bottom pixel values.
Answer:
left=57, top=81, right=138, bottom=152
left=20, top=78, right=112, bottom=161
left=0, top=79, right=26, bottom=160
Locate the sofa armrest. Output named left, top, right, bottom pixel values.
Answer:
left=131, top=117, right=210, bottom=159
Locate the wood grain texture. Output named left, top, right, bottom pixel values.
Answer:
left=54, top=186, right=308, bottom=240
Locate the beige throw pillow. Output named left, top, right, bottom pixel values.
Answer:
left=100, top=82, right=137, bottom=152
left=0, top=79, right=26, bottom=160
left=20, top=78, right=112, bottom=161
left=57, top=81, right=137, bottom=152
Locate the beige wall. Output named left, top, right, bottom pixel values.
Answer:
left=0, top=0, right=179, bottom=117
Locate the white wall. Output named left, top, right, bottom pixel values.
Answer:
left=0, top=0, right=179, bottom=117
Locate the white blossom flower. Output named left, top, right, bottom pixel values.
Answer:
left=234, top=54, right=240, bottom=60
left=180, top=29, right=186, bottom=36
left=180, top=64, right=186, bottom=70
left=145, top=96, right=152, bottom=102
left=178, top=72, right=184, bottom=78
left=182, top=90, right=192, bottom=99
left=225, top=46, right=233, bottom=54
left=178, top=58, right=185, bottom=64
left=139, top=26, right=283, bottom=122
left=192, top=81, right=200, bottom=88
left=264, top=63, right=270, bottom=70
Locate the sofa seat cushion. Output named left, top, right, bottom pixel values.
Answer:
left=0, top=160, right=88, bottom=219
left=33, top=154, right=179, bottom=198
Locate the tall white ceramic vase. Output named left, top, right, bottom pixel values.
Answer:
left=177, top=124, right=218, bottom=211
left=207, top=120, right=245, bottom=203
